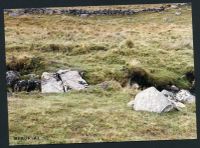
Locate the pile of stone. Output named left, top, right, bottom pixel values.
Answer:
left=41, top=69, right=88, bottom=93
left=6, top=69, right=89, bottom=93
left=128, top=87, right=195, bottom=113
left=6, top=71, right=41, bottom=92
left=6, top=71, right=21, bottom=91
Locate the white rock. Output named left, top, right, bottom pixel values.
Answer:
left=168, top=99, right=186, bottom=111
left=41, top=70, right=88, bottom=93
left=175, top=11, right=182, bottom=16
left=57, top=70, right=88, bottom=91
left=170, top=85, right=179, bottom=92
left=133, top=87, right=174, bottom=113
left=41, top=72, right=64, bottom=93
left=174, top=102, right=186, bottom=110
left=132, top=83, right=140, bottom=89
left=176, top=90, right=195, bottom=103
left=161, top=89, right=175, bottom=100
left=9, top=12, right=20, bottom=17
left=80, top=14, right=89, bottom=17
left=127, top=100, right=135, bottom=108
left=171, top=4, right=178, bottom=9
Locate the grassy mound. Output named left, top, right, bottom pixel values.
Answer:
left=6, top=55, right=46, bottom=75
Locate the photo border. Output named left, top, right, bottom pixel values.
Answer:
left=0, top=0, right=199, bottom=148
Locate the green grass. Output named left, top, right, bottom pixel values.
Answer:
left=5, top=5, right=193, bottom=88
left=5, top=4, right=196, bottom=145
left=8, top=87, right=196, bottom=145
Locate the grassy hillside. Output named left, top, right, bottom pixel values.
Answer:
left=5, top=5, right=193, bottom=88
left=5, top=4, right=196, bottom=145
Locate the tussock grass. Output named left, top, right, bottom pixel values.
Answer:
left=6, top=55, right=46, bottom=75
left=32, top=43, right=108, bottom=55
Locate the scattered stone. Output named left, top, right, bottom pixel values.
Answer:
left=161, top=90, right=186, bottom=110
left=9, top=12, right=20, bottom=17
left=171, top=4, right=179, bottom=9
left=171, top=85, right=180, bottom=91
left=170, top=100, right=186, bottom=111
left=176, top=89, right=195, bottom=103
left=45, top=9, right=54, bottom=15
left=80, top=14, right=89, bottom=17
left=175, top=101, right=186, bottom=109
left=173, top=102, right=185, bottom=111
left=133, top=87, right=174, bottom=113
left=161, top=89, right=175, bottom=100
left=165, top=85, right=180, bottom=93
left=175, top=11, right=182, bottom=16
left=127, top=100, right=135, bottom=108
left=131, top=83, right=140, bottom=89
left=53, top=9, right=62, bottom=15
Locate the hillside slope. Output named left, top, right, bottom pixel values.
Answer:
left=5, top=4, right=196, bottom=145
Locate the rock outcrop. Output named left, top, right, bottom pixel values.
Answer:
left=161, top=89, right=186, bottom=111
left=176, top=89, right=195, bottom=103
left=57, top=69, right=88, bottom=91
left=161, top=89, right=175, bottom=99
left=128, top=86, right=195, bottom=113
left=14, top=80, right=41, bottom=92
left=41, top=69, right=88, bottom=93
left=6, top=71, right=21, bottom=91
left=162, top=89, right=195, bottom=104
left=132, top=87, right=175, bottom=113
left=41, top=72, right=64, bottom=93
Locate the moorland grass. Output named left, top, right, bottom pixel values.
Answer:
left=5, top=4, right=196, bottom=144
left=8, top=87, right=196, bottom=145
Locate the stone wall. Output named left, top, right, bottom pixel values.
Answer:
left=4, top=3, right=190, bottom=16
